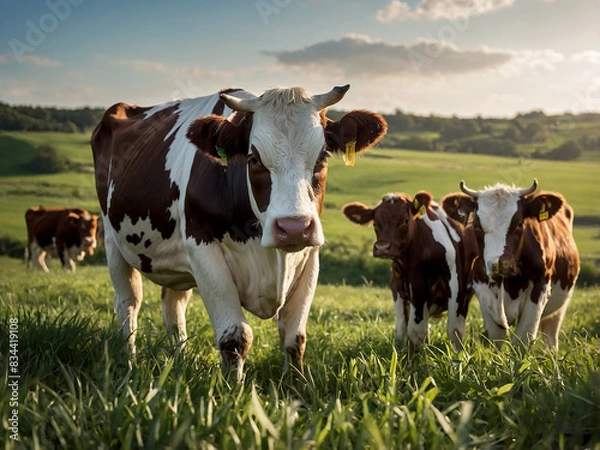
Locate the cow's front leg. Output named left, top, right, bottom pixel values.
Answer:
left=474, top=282, right=507, bottom=348
left=277, top=249, right=319, bottom=377
left=514, top=282, right=550, bottom=348
left=406, top=277, right=430, bottom=348
left=34, top=245, right=50, bottom=273
left=189, top=243, right=253, bottom=382
left=162, top=287, right=192, bottom=356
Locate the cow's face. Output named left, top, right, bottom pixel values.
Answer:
left=451, top=180, right=562, bottom=279
left=188, top=85, right=387, bottom=252
left=343, top=192, right=429, bottom=259
left=69, top=212, right=99, bottom=255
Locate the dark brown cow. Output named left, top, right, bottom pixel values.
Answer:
left=25, top=206, right=99, bottom=272
left=443, top=180, right=580, bottom=349
left=91, top=85, right=387, bottom=381
left=343, top=191, right=477, bottom=350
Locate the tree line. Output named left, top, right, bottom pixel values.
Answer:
left=0, top=102, right=105, bottom=133
left=1, top=101, right=600, bottom=161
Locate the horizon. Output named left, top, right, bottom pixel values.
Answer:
left=1, top=1, right=599, bottom=117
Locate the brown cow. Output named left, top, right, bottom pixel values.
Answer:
left=25, top=206, right=99, bottom=272
left=443, top=180, right=580, bottom=349
left=343, top=191, right=477, bottom=350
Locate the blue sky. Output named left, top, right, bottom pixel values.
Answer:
left=1, top=0, right=599, bottom=116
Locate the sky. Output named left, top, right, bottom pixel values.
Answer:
left=0, top=0, right=599, bottom=117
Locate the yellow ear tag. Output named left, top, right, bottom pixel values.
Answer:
left=413, top=198, right=420, bottom=210
left=539, top=202, right=548, bottom=221
left=467, top=211, right=475, bottom=226
left=418, top=205, right=426, bottom=216
left=343, top=141, right=356, bottom=167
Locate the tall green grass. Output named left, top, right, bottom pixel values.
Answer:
left=1, top=258, right=599, bottom=449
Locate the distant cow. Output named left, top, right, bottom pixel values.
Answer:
left=343, top=191, right=477, bottom=350
left=25, top=206, right=99, bottom=272
left=91, top=85, right=387, bottom=380
left=443, top=180, right=580, bottom=349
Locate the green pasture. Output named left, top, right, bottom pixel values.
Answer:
left=1, top=131, right=599, bottom=272
left=0, top=131, right=599, bottom=448
left=0, top=257, right=599, bottom=448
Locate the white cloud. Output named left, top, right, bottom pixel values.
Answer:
left=572, top=50, right=600, bottom=65
left=377, top=0, right=516, bottom=22
left=510, top=49, right=564, bottom=72
left=263, top=35, right=514, bottom=78
left=21, top=55, right=60, bottom=67
left=111, top=59, right=169, bottom=72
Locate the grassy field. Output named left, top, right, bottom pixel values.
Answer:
left=0, top=257, right=599, bottom=449
left=0, top=131, right=599, bottom=448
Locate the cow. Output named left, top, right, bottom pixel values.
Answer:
left=91, top=84, right=387, bottom=381
left=442, top=180, right=580, bottom=350
left=25, top=206, right=99, bottom=273
left=342, top=191, right=477, bottom=351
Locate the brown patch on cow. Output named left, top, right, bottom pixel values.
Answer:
left=311, top=150, right=329, bottom=215
left=286, top=333, right=306, bottom=373
left=248, top=145, right=272, bottom=213
left=126, top=232, right=144, bottom=246
left=138, top=254, right=152, bottom=273
left=92, top=103, right=182, bottom=241
left=218, top=325, right=252, bottom=369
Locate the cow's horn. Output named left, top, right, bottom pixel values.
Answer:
left=220, top=92, right=261, bottom=113
left=312, top=84, right=351, bottom=110
left=516, top=179, right=538, bottom=197
left=460, top=180, right=479, bottom=198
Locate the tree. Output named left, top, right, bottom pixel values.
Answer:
left=27, top=145, right=71, bottom=173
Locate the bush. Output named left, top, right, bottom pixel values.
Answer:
left=577, top=262, right=600, bottom=287
left=458, top=137, right=518, bottom=157
left=0, top=236, right=24, bottom=258
left=26, top=144, right=72, bottom=173
left=533, top=140, right=582, bottom=161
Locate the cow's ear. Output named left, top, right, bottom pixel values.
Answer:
left=411, top=191, right=433, bottom=216
left=186, top=114, right=249, bottom=162
left=342, top=202, right=375, bottom=226
left=441, top=193, right=477, bottom=225
left=525, top=194, right=563, bottom=222
left=324, top=110, right=387, bottom=158
left=67, top=212, right=80, bottom=227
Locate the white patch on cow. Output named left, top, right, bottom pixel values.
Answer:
left=422, top=211, right=459, bottom=314
left=246, top=89, right=327, bottom=247
left=475, top=185, right=521, bottom=277
left=433, top=203, right=460, bottom=242
left=382, top=193, right=401, bottom=203
left=407, top=303, right=429, bottom=347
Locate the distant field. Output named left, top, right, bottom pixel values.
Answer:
left=1, top=131, right=599, bottom=273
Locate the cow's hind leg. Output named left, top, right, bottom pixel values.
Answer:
left=162, top=287, right=192, bottom=355
left=106, top=236, right=143, bottom=359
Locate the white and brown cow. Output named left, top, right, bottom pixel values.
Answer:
left=25, top=206, right=99, bottom=273
left=343, top=191, right=477, bottom=350
left=443, top=180, right=580, bottom=350
left=91, top=85, right=386, bottom=380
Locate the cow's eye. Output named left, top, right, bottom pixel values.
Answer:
left=517, top=222, right=524, bottom=229
left=248, top=155, right=260, bottom=166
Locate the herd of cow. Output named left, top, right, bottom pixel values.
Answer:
left=24, top=85, right=580, bottom=382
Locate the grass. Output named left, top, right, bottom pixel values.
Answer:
left=0, top=131, right=598, bottom=447
left=0, top=257, right=599, bottom=449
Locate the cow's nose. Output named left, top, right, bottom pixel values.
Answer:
left=274, top=217, right=317, bottom=251
left=373, top=241, right=392, bottom=258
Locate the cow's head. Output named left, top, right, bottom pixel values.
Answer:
left=187, top=85, right=387, bottom=252
left=343, top=192, right=433, bottom=258
left=69, top=211, right=99, bottom=256
left=444, top=179, right=563, bottom=279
